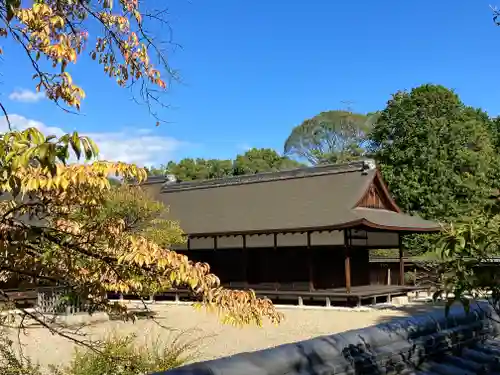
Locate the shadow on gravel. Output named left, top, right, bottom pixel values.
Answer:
left=372, top=301, right=447, bottom=325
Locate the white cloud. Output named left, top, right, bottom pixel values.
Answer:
left=0, top=114, right=188, bottom=167
left=86, top=130, right=186, bottom=167
left=8, top=89, right=45, bottom=103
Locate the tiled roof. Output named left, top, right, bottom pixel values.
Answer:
left=144, top=160, right=440, bottom=235
left=418, top=341, right=500, bottom=374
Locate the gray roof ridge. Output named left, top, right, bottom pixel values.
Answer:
left=352, top=207, right=396, bottom=213
left=159, top=159, right=376, bottom=193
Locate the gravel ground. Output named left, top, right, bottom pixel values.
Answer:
left=5, top=302, right=443, bottom=372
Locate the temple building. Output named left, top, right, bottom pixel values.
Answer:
left=144, top=160, right=440, bottom=306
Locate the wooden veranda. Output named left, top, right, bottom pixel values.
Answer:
left=156, top=284, right=420, bottom=307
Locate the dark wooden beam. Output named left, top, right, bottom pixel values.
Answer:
left=242, top=234, right=248, bottom=287
left=273, top=233, right=278, bottom=289
left=399, top=234, right=405, bottom=286
left=307, top=232, right=314, bottom=292
left=213, top=236, right=218, bottom=251
left=345, top=248, right=352, bottom=294
left=344, top=230, right=352, bottom=293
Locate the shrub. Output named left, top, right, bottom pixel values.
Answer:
left=59, top=331, right=201, bottom=375
left=0, top=321, right=203, bottom=375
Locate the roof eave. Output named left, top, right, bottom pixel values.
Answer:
left=359, top=219, right=442, bottom=233
left=183, top=217, right=441, bottom=237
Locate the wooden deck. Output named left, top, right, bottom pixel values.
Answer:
left=247, top=284, right=417, bottom=306
left=0, top=285, right=421, bottom=309
left=291, top=285, right=416, bottom=297
left=152, top=284, right=420, bottom=307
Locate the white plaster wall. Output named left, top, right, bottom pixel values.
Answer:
left=276, top=233, right=308, bottom=247
left=189, top=237, right=215, bottom=250
left=310, top=230, right=344, bottom=246
left=350, top=231, right=399, bottom=247
left=217, top=235, right=244, bottom=249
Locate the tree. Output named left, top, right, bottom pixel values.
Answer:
left=370, top=84, right=499, bottom=222
left=0, top=128, right=283, bottom=328
left=370, top=84, right=500, bottom=256
left=284, top=110, right=373, bottom=165
left=0, top=1, right=282, bottom=370
left=367, top=3, right=500, bottom=321
left=0, top=0, right=282, bottom=338
left=97, top=183, right=186, bottom=248
left=0, top=0, right=173, bottom=124
left=151, top=149, right=304, bottom=181
left=164, top=158, right=234, bottom=181
left=232, top=148, right=302, bottom=175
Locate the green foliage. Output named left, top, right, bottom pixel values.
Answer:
left=59, top=333, right=198, bottom=375
left=232, top=148, right=302, bottom=175
left=370, top=84, right=498, bottom=221
left=432, top=207, right=500, bottom=312
left=370, top=84, right=500, bottom=255
left=370, top=249, right=399, bottom=258
left=284, top=110, right=374, bottom=165
left=163, top=158, right=234, bottom=181
left=151, top=148, right=303, bottom=181
left=96, top=184, right=186, bottom=248
left=0, top=331, right=199, bottom=375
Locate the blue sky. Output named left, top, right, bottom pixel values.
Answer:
left=2, top=0, right=500, bottom=166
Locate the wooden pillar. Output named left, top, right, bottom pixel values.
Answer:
left=242, top=234, right=248, bottom=287
left=307, top=232, right=314, bottom=292
left=345, top=247, right=352, bottom=293
left=399, top=234, right=405, bottom=286
left=344, top=230, right=352, bottom=293
left=387, top=267, right=392, bottom=285
left=273, top=233, right=278, bottom=289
